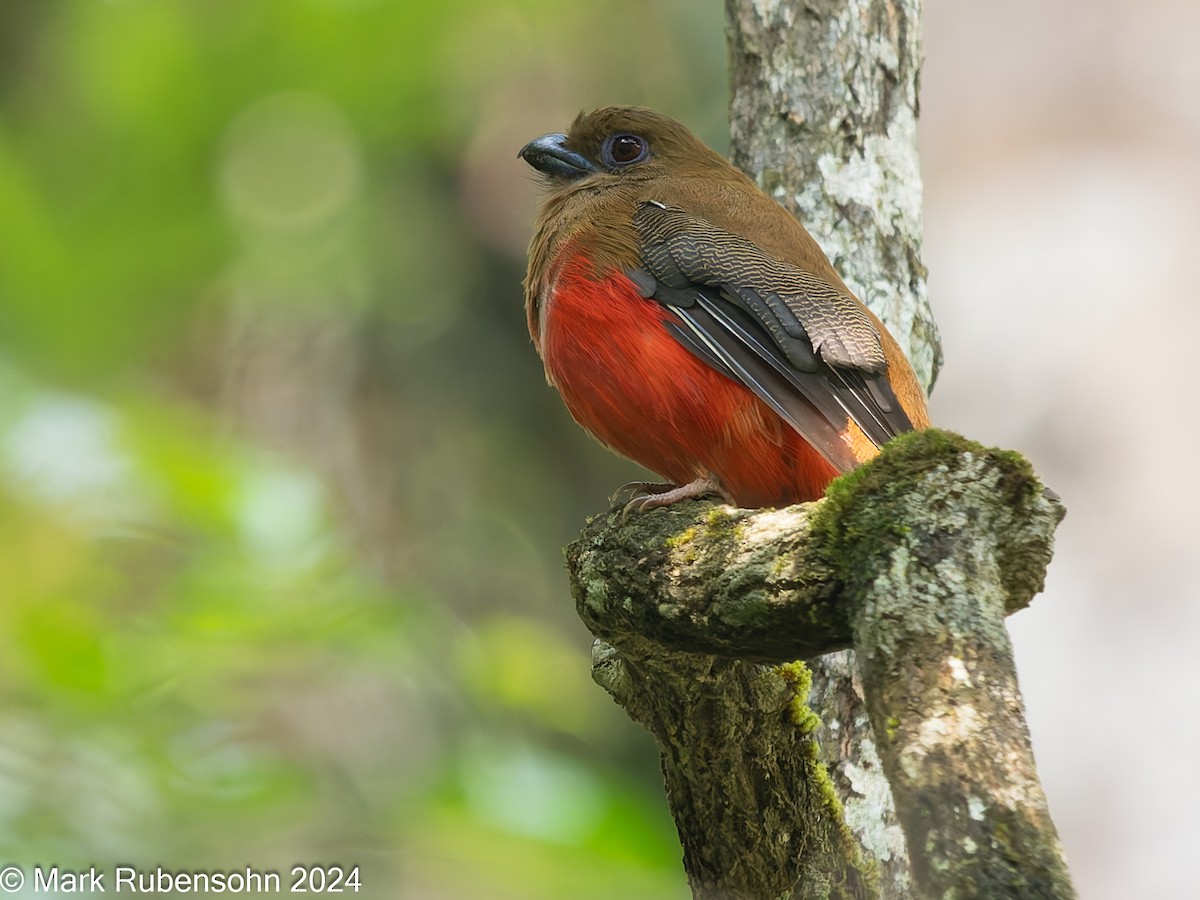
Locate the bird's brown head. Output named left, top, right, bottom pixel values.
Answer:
left=519, top=106, right=730, bottom=186
left=519, top=107, right=765, bottom=348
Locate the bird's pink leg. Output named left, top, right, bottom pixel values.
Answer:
left=622, top=474, right=734, bottom=515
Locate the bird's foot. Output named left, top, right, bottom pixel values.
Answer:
left=620, top=475, right=734, bottom=518
left=609, top=481, right=676, bottom=506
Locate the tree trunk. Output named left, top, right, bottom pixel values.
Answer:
left=726, top=1, right=937, bottom=892
left=567, top=2, right=1077, bottom=897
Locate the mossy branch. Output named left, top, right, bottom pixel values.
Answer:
left=567, top=429, right=1074, bottom=898
left=570, top=430, right=1057, bottom=662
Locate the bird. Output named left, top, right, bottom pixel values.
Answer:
left=520, top=106, right=929, bottom=510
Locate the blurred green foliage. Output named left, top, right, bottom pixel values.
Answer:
left=0, top=0, right=728, bottom=895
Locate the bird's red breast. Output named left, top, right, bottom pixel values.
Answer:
left=541, top=251, right=840, bottom=507
left=521, top=107, right=930, bottom=509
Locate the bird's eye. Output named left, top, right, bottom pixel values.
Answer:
left=601, top=133, right=649, bottom=167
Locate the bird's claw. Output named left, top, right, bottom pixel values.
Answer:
left=614, top=476, right=734, bottom=520
left=609, top=481, right=675, bottom=506
left=620, top=493, right=660, bottom=520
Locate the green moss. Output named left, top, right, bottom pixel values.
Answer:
left=663, top=526, right=698, bottom=551
left=774, top=661, right=879, bottom=898
left=990, top=447, right=1041, bottom=506
left=658, top=505, right=748, bottom=568
left=654, top=504, right=746, bottom=567
left=779, top=660, right=821, bottom=733
left=810, top=428, right=1043, bottom=588
left=835, top=429, right=1040, bottom=513
left=886, top=715, right=900, bottom=742
left=702, top=505, right=743, bottom=541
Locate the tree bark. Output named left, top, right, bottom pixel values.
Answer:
left=566, top=1, right=1078, bottom=897
left=572, top=432, right=1072, bottom=898
left=726, top=0, right=933, bottom=892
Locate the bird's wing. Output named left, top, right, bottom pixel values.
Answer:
left=631, top=201, right=913, bottom=473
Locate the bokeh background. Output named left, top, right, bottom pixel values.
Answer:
left=0, top=1, right=1195, bottom=897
